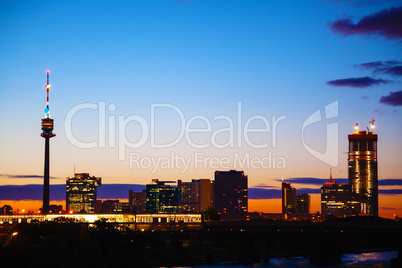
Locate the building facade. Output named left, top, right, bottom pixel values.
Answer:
left=282, top=181, right=296, bottom=214
left=348, top=127, right=378, bottom=216
left=129, top=190, right=147, bottom=213
left=214, top=170, right=248, bottom=218
left=146, top=179, right=179, bottom=213
left=321, top=171, right=360, bottom=216
left=66, top=173, right=102, bottom=213
left=296, top=193, right=310, bottom=213
left=178, top=179, right=214, bottom=213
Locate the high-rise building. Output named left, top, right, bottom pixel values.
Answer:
left=41, top=71, right=55, bottom=214
left=321, top=168, right=360, bottom=216
left=66, top=173, right=102, bottom=213
left=129, top=190, right=147, bottom=213
left=1, top=205, right=12, bottom=215
left=146, top=179, right=179, bottom=213
left=282, top=180, right=296, bottom=214
left=296, top=193, right=310, bottom=213
left=348, top=121, right=378, bottom=216
left=214, top=170, right=248, bottom=218
left=178, top=179, right=214, bottom=213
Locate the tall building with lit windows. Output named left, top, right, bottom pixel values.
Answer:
left=214, top=170, right=248, bottom=219
left=146, top=179, right=179, bottom=213
left=178, top=179, right=214, bottom=213
left=282, top=181, right=296, bottom=214
left=66, top=173, right=102, bottom=213
left=321, top=168, right=360, bottom=216
left=348, top=122, right=378, bottom=216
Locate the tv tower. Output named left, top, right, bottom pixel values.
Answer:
left=41, top=70, right=55, bottom=214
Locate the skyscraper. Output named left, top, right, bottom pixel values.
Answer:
left=66, top=173, right=102, bottom=213
left=178, top=179, right=214, bottom=213
left=348, top=121, right=378, bottom=216
left=282, top=180, right=296, bottom=214
left=146, top=179, right=179, bottom=213
left=214, top=170, right=248, bottom=219
left=41, top=71, right=55, bottom=214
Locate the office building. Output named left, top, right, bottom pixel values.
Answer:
left=1, top=205, right=12, bottom=215
left=146, top=179, right=179, bottom=213
left=66, top=173, right=102, bottom=213
left=178, top=179, right=214, bottom=213
left=321, top=168, right=360, bottom=216
left=214, top=170, right=248, bottom=218
left=282, top=180, right=296, bottom=214
left=296, top=193, right=310, bottom=213
left=348, top=121, right=378, bottom=216
left=129, top=190, right=147, bottom=213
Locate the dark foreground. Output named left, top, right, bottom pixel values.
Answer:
left=0, top=216, right=401, bottom=268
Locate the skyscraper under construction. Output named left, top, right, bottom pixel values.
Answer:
left=348, top=120, right=378, bottom=216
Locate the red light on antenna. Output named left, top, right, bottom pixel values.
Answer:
left=46, top=84, right=51, bottom=89
left=47, top=70, right=50, bottom=73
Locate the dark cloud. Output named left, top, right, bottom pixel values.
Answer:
left=355, top=60, right=402, bottom=77
left=252, top=184, right=276, bottom=189
left=379, top=179, right=402, bottom=186
left=356, top=60, right=402, bottom=70
left=1, top=182, right=401, bottom=202
left=379, top=189, right=402, bottom=195
left=376, top=66, right=402, bottom=76
left=326, top=77, right=390, bottom=88
left=379, top=91, right=402, bottom=106
left=0, top=184, right=145, bottom=201
left=278, top=177, right=348, bottom=186
left=278, top=178, right=402, bottom=187
left=379, top=207, right=398, bottom=210
left=328, top=6, right=402, bottom=39
left=0, top=174, right=59, bottom=179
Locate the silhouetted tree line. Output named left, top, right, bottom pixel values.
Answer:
left=0, top=216, right=400, bottom=267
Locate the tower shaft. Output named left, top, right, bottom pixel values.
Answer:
left=43, top=137, right=50, bottom=214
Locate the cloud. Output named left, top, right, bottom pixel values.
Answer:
left=0, top=184, right=146, bottom=201
left=379, top=207, right=398, bottom=210
left=379, top=189, right=402, bottom=195
left=376, top=66, right=402, bottom=76
left=0, top=174, right=59, bottom=179
left=277, top=178, right=402, bottom=187
left=379, top=179, right=402, bottom=186
left=373, top=109, right=385, bottom=116
left=356, top=60, right=402, bottom=70
left=379, top=91, right=402, bottom=106
left=355, top=60, right=402, bottom=76
left=278, top=177, right=348, bottom=186
left=328, top=6, right=402, bottom=39
left=326, top=77, right=390, bottom=88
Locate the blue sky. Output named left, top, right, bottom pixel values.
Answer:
left=0, top=0, right=401, bottom=195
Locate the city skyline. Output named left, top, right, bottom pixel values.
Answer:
left=1, top=1, right=401, bottom=218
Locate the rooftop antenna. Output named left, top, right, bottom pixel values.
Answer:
left=354, top=122, right=359, bottom=133
left=45, top=70, right=51, bottom=118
